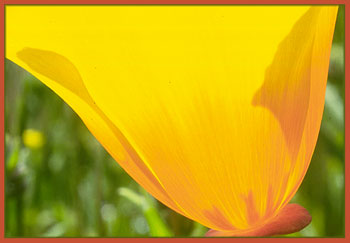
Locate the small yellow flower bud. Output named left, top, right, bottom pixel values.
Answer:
left=22, top=129, right=45, bottom=149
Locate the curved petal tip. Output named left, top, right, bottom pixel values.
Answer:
left=205, top=203, right=312, bottom=237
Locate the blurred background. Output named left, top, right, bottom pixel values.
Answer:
left=4, top=6, right=345, bottom=238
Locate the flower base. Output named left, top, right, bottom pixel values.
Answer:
left=206, top=203, right=312, bottom=237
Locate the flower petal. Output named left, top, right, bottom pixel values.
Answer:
left=13, top=47, right=186, bottom=218
left=6, top=6, right=337, bottom=231
left=252, top=6, right=338, bottom=219
left=205, top=204, right=312, bottom=237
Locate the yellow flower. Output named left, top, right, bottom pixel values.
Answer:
left=6, top=6, right=338, bottom=236
left=22, top=129, right=45, bottom=149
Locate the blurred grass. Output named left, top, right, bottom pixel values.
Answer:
left=4, top=6, right=344, bottom=237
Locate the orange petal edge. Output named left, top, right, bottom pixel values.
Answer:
left=205, top=203, right=312, bottom=237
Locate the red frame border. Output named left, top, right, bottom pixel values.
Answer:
left=0, top=1, right=348, bottom=242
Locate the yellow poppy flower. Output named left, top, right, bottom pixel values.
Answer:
left=6, top=5, right=338, bottom=236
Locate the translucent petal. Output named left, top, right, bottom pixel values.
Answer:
left=6, top=6, right=337, bottom=231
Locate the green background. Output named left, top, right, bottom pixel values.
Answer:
left=4, top=6, right=345, bottom=237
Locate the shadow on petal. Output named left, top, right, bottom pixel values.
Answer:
left=252, top=8, right=319, bottom=161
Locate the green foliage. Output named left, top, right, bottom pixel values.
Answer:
left=118, top=187, right=173, bottom=237
left=5, top=6, right=344, bottom=237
